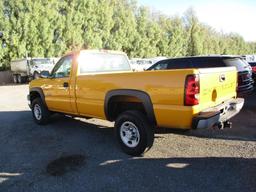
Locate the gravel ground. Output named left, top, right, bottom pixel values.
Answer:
left=0, top=85, right=255, bottom=192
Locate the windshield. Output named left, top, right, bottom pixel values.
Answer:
left=32, top=59, right=53, bottom=65
left=78, top=52, right=131, bottom=73
left=223, top=58, right=249, bottom=71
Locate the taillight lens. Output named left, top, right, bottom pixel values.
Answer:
left=184, top=75, right=200, bottom=106
left=252, top=66, right=256, bottom=73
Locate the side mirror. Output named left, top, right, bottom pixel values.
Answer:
left=40, top=71, right=50, bottom=78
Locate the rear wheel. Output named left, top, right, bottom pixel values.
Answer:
left=115, top=110, right=154, bottom=156
left=32, top=98, right=51, bottom=125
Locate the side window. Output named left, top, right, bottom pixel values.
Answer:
left=167, top=60, right=181, bottom=69
left=51, top=55, right=72, bottom=78
left=190, top=58, right=224, bottom=68
left=167, top=59, right=191, bottom=69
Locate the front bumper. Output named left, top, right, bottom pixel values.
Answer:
left=192, top=98, right=244, bottom=129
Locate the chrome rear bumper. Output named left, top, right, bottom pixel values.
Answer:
left=192, top=98, right=244, bottom=129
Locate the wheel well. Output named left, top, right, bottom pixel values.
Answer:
left=107, top=95, right=147, bottom=121
left=30, top=91, right=41, bottom=103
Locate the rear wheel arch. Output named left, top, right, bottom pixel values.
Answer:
left=104, top=89, right=156, bottom=125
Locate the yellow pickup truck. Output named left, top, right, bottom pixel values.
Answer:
left=28, top=50, right=244, bottom=156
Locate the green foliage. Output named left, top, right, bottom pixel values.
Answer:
left=0, top=1, right=255, bottom=68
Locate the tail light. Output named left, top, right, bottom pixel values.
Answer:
left=184, top=74, right=200, bottom=106
left=252, top=66, right=256, bottom=73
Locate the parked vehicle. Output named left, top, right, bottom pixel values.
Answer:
left=130, top=57, right=167, bottom=71
left=28, top=50, right=244, bottom=156
left=148, top=56, right=254, bottom=96
left=130, top=58, right=154, bottom=71
left=11, top=58, right=55, bottom=83
left=248, top=62, right=256, bottom=85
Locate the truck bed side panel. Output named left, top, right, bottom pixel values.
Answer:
left=75, top=70, right=195, bottom=127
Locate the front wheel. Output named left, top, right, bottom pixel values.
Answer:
left=31, top=98, right=51, bottom=125
left=115, top=110, right=154, bottom=156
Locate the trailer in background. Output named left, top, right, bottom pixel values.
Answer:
left=11, top=58, right=55, bottom=84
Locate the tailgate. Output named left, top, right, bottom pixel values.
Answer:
left=198, top=67, right=237, bottom=110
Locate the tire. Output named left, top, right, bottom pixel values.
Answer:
left=31, top=98, right=51, bottom=125
left=13, top=75, right=18, bottom=84
left=115, top=110, right=155, bottom=156
left=17, top=74, right=22, bottom=84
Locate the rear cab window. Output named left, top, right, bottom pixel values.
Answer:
left=78, top=52, right=131, bottom=74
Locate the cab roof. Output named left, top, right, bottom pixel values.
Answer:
left=168, top=55, right=242, bottom=60
left=64, top=49, right=126, bottom=56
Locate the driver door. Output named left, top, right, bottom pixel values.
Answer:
left=43, top=54, right=74, bottom=113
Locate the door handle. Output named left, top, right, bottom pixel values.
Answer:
left=63, top=82, right=69, bottom=88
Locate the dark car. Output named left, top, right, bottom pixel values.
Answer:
left=248, top=62, right=256, bottom=85
left=147, top=56, right=254, bottom=96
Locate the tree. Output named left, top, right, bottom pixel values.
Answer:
left=184, top=8, right=204, bottom=56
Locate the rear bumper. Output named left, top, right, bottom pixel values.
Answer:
left=192, top=98, right=244, bottom=129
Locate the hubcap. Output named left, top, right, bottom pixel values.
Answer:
left=120, top=121, right=140, bottom=148
left=34, top=104, right=42, bottom=120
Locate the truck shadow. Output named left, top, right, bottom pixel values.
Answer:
left=0, top=109, right=255, bottom=147
left=0, top=110, right=256, bottom=191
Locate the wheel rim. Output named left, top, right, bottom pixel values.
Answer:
left=33, top=104, right=42, bottom=120
left=120, top=121, right=140, bottom=148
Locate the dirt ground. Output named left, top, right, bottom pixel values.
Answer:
left=0, top=85, right=255, bottom=192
